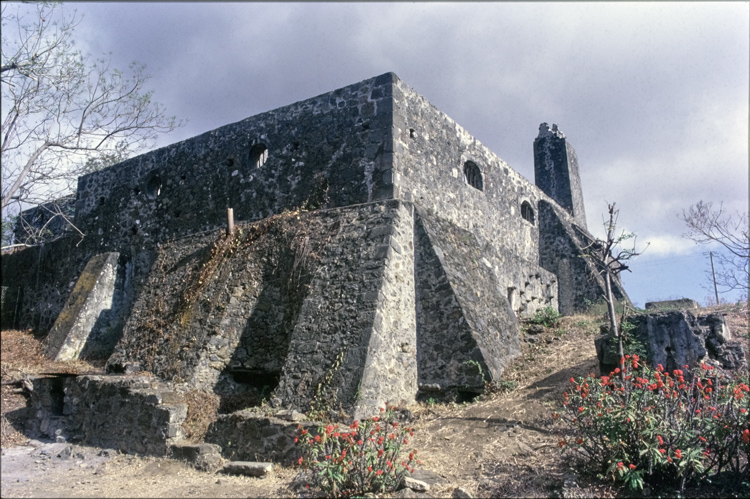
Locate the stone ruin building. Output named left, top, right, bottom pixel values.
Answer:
left=1, top=73, right=630, bottom=460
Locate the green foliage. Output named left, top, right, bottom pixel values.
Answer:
left=296, top=402, right=419, bottom=497
left=528, top=307, right=561, bottom=328
left=554, top=357, right=750, bottom=492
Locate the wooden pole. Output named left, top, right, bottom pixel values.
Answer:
left=227, top=208, right=234, bottom=235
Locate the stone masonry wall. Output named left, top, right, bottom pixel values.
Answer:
left=107, top=200, right=419, bottom=416
left=3, top=73, right=397, bottom=337
left=538, top=200, right=630, bottom=315
left=390, top=76, right=559, bottom=318
left=72, top=73, right=396, bottom=250
left=28, top=375, right=187, bottom=456
left=414, top=210, right=521, bottom=394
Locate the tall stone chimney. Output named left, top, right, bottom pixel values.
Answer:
left=533, top=123, right=587, bottom=229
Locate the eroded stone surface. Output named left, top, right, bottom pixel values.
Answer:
left=595, top=311, right=745, bottom=372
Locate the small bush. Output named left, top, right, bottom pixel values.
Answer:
left=554, top=356, right=750, bottom=492
left=528, top=307, right=561, bottom=328
left=296, top=402, right=420, bottom=497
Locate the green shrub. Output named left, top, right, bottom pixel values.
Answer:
left=554, top=357, right=750, bottom=492
left=528, top=306, right=561, bottom=328
left=296, top=402, right=419, bottom=497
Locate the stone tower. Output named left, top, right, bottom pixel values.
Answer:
left=533, top=123, right=587, bottom=229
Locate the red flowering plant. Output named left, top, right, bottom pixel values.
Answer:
left=295, top=402, right=420, bottom=497
left=554, top=354, right=749, bottom=492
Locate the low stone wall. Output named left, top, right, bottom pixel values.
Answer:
left=27, top=375, right=187, bottom=456
left=205, top=412, right=316, bottom=466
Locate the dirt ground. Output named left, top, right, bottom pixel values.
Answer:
left=1, top=302, right=747, bottom=498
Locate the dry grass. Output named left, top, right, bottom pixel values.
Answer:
left=181, top=390, right=220, bottom=442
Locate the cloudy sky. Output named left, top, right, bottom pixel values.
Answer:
left=23, top=2, right=750, bottom=306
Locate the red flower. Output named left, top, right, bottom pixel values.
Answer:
left=674, top=449, right=682, bottom=459
left=298, top=457, right=303, bottom=465
left=629, top=464, right=636, bottom=470
left=376, top=470, right=383, bottom=476
left=743, top=429, right=750, bottom=444
left=558, top=439, right=567, bottom=448
left=576, top=438, right=583, bottom=445
left=570, top=377, right=575, bottom=383
left=657, top=435, right=664, bottom=446
left=617, top=462, right=624, bottom=470
left=578, top=407, right=585, bottom=413
left=372, top=416, right=379, bottom=422
left=659, top=448, right=666, bottom=454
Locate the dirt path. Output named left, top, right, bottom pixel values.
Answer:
left=1, top=440, right=298, bottom=498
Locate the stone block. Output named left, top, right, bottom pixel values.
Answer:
left=403, top=477, right=430, bottom=492
left=170, top=443, right=224, bottom=472
left=221, top=461, right=274, bottom=477
left=645, top=298, right=699, bottom=311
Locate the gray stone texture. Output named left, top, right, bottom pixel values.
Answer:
left=27, top=375, right=187, bottom=456
left=170, top=442, right=224, bottom=471
left=645, top=298, right=700, bottom=311
left=538, top=201, right=630, bottom=315
left=45, top=252, right=122, bottom=361
left=595, top=310, right=745, bottom=372
left=533, top=123, right=587, bottom=229
left=205, top=412, right=317, bottom=466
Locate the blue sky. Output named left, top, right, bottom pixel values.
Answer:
left=7, top=2, right=749, bottom=307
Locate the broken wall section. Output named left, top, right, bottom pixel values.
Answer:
left=27, top=375, right=187, bottom=456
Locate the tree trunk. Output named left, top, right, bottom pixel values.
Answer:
left=604, top=270, right=624, bottom=380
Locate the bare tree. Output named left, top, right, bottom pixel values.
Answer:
left=680, top=201, right=749, bottom=298
left=1, top=2, right=182, bottom=248
left=584, top=203, right=647, bottom=377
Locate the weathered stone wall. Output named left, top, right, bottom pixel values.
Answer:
left=3, top=73, right=395, bottom=335
left=390, top=77, right=560, bottom=319
left=1, top=239, right=95, bottom=333
left=72, top=73, right=395, bottom=249
left=105, top=200, right=421, bottom=416
left=12, top=195, right=76, bottom=244
left=45, top=252, right=123, bottom=361
left=533, top=124, right=587, bottom=229
left=414, top=211, right=522, bottom=395
left=27, top=375, right=187, bottom=456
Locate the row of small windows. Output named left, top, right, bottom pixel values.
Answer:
left=462, top=160, right=535, bottom=225
left=131, top=142, right=269, bottom=200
